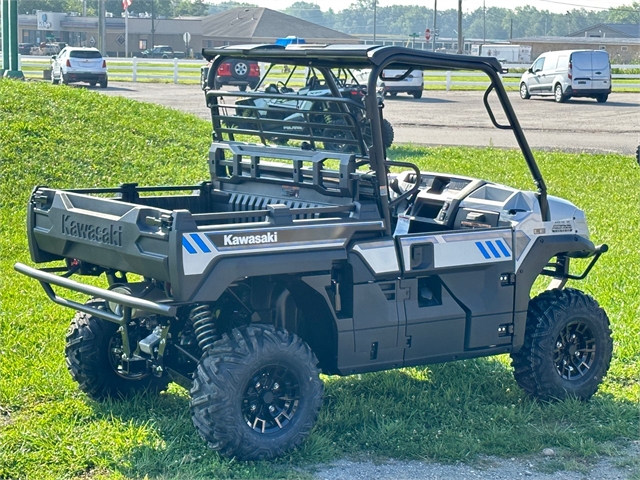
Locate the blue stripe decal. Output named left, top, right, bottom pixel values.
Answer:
left=182, top=236, right=197, bottom=254
left=475, top=241, right=491, bottom=259
left=189, top=233, right=211, bottom=253
left=495, top=239, right=511, bottom=257
left=486, top=241, right=501, bottom=258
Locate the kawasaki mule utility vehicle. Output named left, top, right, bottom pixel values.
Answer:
left=15, top=44, right=612, bottom=461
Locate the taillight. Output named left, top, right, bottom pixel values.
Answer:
left=102, top=60, right=106, bottom=68
left=66, top=59, right=71, bottom=67
left=249, top=63, right=260, bottom=77
left=217, top=62, right=231, bottom=76
left=568, top=61, right=572, bottom=79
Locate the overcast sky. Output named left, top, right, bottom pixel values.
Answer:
left=256, top=0, right=632, bottom=14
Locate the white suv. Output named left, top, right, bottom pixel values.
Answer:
left=382, top=68, right=424, bottom=99
left=51, top=47, right=108, bottom=88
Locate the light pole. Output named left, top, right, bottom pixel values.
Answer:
left=373, top=0, right=377, bottom=43
left=432, top=0, right=437, bottom=52
left=483, top=0, right=486, bottom=44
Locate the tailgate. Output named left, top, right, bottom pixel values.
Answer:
left=28, top=188, right=173, bottom=281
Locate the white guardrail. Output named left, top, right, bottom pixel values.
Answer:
left=14, top=56, right=640, bottom=89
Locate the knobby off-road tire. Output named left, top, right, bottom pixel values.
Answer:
left=510, top=288, right=612, bottom=401
left=190, top=324, right=324, bottom=460
left=65, top=300, right=169, bottom=400
left=382, top=118, right=395, bottom=149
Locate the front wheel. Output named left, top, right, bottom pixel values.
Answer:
left=520, top=83, right=530, bottom=99
left=65, top=300, right=169, bottom=400
left=554, top=84, right=567, bottom=103
left=510, top=288, right=612, bottom=401
left=190, top=325, right=324, bottom=460
left=382, top=119, right=395, bottom=149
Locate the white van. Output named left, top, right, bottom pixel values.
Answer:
left=519, top=50, right=611, bottom=103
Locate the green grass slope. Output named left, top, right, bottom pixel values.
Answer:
left=1, top=81, right=638, bottom=480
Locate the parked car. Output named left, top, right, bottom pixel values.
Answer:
left=520, top=50, right=611, bottom=103
left=201, top=58, right=260, bottom=91
left=140, top=45, right=185, bottom=59
left=51, top=47, right=108, bottom=88
left=18, top=43, right=36, bottom=55
left=382, top=68, right=424, bottom=99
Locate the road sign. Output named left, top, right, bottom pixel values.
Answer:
left=116, top=35, right=125, bottom=46
left=183, top=32, right=191, bottom=44
left=425, top=29, right=431, bottom=41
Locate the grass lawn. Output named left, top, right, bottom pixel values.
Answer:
left=0, top=80, right=638, bottom=480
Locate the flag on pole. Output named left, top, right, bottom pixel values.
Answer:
left=123, top=0, right=132, bottom=10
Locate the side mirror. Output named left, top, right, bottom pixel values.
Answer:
left=51, top=55, right=57, bottom=60
left=527, top=67, right=533, bottom=73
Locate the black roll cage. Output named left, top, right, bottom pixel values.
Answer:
left=202, top=44, right=549, bottom=225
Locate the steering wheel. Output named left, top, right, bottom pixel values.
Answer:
left=277, top=81, right=293, bottom=93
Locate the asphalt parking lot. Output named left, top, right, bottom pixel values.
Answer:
left=100, top=83, right=639, bottom=155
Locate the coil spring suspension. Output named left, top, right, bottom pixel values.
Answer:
left=190, top=304, right=218, bottom=352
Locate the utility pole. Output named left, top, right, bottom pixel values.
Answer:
left=151, top=0, right=155, bottom=48
left=98, top=0, right=106, bottom=55
left=457, top=0, right=463, bottom=54
left=432, top=0, right=437, bottom=52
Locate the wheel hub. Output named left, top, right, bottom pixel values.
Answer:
left=553, top=320, right=596, bottom=380
left=242, top=365, right=300, bottom=434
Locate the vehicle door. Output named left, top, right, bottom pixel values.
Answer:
left=570, top=51, right=594, bottom=92
left=538, top=54, right=557, bottom=92
left=51, top=48, right=65, bottom=77
left=590, top=51, right=611, bottom=91
left=395, top=227, right=516, bottom=366
left=526, top=55, right=546, bottom=93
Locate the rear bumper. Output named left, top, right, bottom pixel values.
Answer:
left=14, top=262, right=177, bottom=323
left=216, top=75, right=259, bottom=88
left=566, top=86, right=611, bottom=97
left=385, top=84, right=423, bottom=93
left=65, top=72, right=107, bottom=82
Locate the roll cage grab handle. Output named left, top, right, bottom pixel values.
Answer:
left=366, top=55, right=549, bottom=223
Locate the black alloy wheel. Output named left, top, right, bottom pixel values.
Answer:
left=553, top=320, right=596, bottom=380
left=242, top=365, right=300, bottom=434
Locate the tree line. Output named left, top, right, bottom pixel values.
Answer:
left=17, top=0, right=640, bottom=40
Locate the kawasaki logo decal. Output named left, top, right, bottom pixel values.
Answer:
left=223, top=232, right=278, bottom=246
left=61, top=214, right=122, bottom=247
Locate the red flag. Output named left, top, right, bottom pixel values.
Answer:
left=123, top=0, right=132, bottom=10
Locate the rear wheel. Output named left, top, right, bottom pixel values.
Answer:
left=89, top=81, right=97, bottom=87
left=554, top=84, right=567, bottom=103
left=520, top=83, right=530, bottom=99
left=412, top=90, right=423, bottom=99
left=190, top=325, right=323, bottom=460
left=510, top=288, right=612, bottom=401
left=238, top=84, right=247, bottom=92
left=596, top=94, right=608, bottom=103
left=389, top=92, right=398, bottom=97
left=65, top=300, right=169, bottom=400
left=100, top=77, right=108, bottom=89
left=61, top=73, right=69, bottom=85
